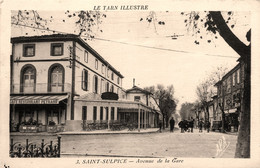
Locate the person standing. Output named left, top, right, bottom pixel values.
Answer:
left=170, top=117, right=175, bottom=132
left=198, top=119, right=204, bottom=133
left=189, top=117, right=195, bottom=133
left=158, top=120, right=162, bottom=133
left=206, top=121, right=211, bottom=133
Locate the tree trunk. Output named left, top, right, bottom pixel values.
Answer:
left=235, top=51, right=251, bottom=158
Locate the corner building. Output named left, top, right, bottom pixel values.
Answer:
left=10, top=34, right=160, bottom=132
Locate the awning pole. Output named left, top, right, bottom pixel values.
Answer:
left=144, top=111, right=146, bottom=130
left=138, top=104, right=140, bottom=132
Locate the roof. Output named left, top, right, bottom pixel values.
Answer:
left=126, top=86, right=152, bottom=95
left=214, top=63, right=240, bottom=86
left=11, top=34, right=124, bottom=78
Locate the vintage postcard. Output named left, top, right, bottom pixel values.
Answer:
left=0, top=0, right=260, bottom=168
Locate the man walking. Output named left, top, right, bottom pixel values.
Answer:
left=170, top=117, right=175, bottom=132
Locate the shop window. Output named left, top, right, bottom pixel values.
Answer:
left=23, top=44, right=35, bottom=57
left=48, top=64, right=64, bottom=92
left=106, top=107, right=108, bottom=120
left=20, top=65, right=36, bottom=93
left=93, top=106, right=97, bottom=121
left=82, top=106, right=87, bottom=120
left=82, top=69, right=88, bottom=91
left=51, top=43, right=63, bottom=56
left=100, top=107, right=103, bottom=120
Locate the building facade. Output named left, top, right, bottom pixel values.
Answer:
left=214, top=63, right=244, bottom=132
left=10, top=34, right=160, bottom=132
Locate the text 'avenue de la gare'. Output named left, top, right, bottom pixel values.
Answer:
left=93, top=5, right=149, bottom=11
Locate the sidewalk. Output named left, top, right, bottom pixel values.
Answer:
left=10, top=128, right=160, bottom=136
left=60, top=128, right=159, bottom=135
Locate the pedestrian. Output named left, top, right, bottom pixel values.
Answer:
left=158, top=120, right=162, bottom=133
left=178, top=121, right=184, bottom=133
left=198, top=119, right=204, bottom=133
left=206, top=121, right=211, bottom=133
left=169, top=117, right=175, bottom=132
left=189, top=117, right=194, bottom=133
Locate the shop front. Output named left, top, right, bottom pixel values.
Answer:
left=224, top=108, right=239, bottom=132
left=10, top=94, right=68, bottom=132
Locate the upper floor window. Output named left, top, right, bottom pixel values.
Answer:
left=117, top=77, right=120, bottom=84
left=106, top=82, right=109, bottom=92
left=237, top=69, right=240, bottom=83
left=82, top=69, right=88, bottom=91
left=111, top=72, right=114, bottom=80
left=23, top=44, right=35, bottom=57
left=94, top=75, right=98, bottom=93
left=51, top=43, right=63, bottom=56
left=84, top=50, right=88, bottom=63
left=20, top=65, right=36, bottom=93
left=102, top=64, right=104, bottom=74
left=48, top=64, right=64, bottom=92
left=111, top=85, right=114, bottom=93
left=107, top=69, right=110, bottom=78
left=95, top=59, right=98, bottom=70
left=232, top=73, right=236, bottom=86
left=134, top=96, right=141, bottom=102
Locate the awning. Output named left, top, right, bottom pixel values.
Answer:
left=10, top=95, right=68, bottom=104
left=118, top=108, right=138, bottom=113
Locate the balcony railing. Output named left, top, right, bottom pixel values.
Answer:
left=11, top=83, right=71, bottom=94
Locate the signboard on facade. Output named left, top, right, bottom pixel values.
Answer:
left=101, top=92, right=119, bottom=100
left=10, top=99, right=59, bottom=104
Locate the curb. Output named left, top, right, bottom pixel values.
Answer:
left=61, top=153, right=161, bottom=158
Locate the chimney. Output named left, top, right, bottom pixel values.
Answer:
left=133, top=78, right=135, bottom=87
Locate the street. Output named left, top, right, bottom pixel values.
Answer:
left=10, top=128, right=238, bottom=158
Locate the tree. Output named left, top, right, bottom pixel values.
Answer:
left=195, top=66, right=228, bottom=125
left=179, top=102, right=195, bottom=120
left=144, top=84, right=177, bottom=129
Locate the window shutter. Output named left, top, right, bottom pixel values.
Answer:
left=93, top=75, right=95, bottom=92
left=88, top=72, right=90, bottom=91
left=82, top=70, right=85, bottom=90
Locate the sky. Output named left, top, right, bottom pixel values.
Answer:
left=11, top=11, right=250, bottom=110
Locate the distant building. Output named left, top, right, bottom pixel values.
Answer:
left=10, top=34, right=161, bottom=132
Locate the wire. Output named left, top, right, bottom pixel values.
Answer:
left=12, top=22, right=239, bottom=59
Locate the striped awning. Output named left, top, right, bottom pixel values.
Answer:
left=10, top=95, right=68, bottom=104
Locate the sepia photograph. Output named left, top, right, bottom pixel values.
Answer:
left=1, top=0, right=260, bottom=168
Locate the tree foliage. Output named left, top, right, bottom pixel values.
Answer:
left=179, top=102, right=195, bottom=120
left=144, top=84, right=177, bottom=129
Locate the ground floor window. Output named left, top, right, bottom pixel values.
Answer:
left=111, top=107, right=115, bottom=120
left=100, top=107, right=103, bottom=120
left=82, top=106, right=87, bottom=120
left=93, top=106, right=97, bottom=121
